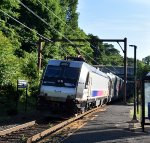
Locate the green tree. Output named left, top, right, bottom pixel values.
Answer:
left=0, top=31, right=20, bottom=86
left=0, top=0, right=20, bottom=50
left=103, top=43, right=123, bottom=66
left=88, top=34, right=104, bottom=65
left=127, top=57, right=134, bottom=67
left=17, top=0, right=65, bottom=53
left=142, top=55, right=150, bottom=65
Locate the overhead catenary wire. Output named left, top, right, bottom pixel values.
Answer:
left=17, top=0, right=101, bottom=65
left=1, top=9, right=72, bottom=58
left=36, top=0, right=88, bottom=58
left=36, top=0, right=100, bottom=52
left=6, top=22, right=36, bottom=41
left=18, top=0, right=87, bottom=60
left=35, top=0, right=119, bottom=73
left=0, top=9, right=52, bottom=43
left=0, top=9, right=117, bottom=75
left=0, top=6, right=101, bottom=72
left=17, top=0, right=81, bottom=53
left=0, top=10, right=73, bottom=59
left=0, top=5, right=117, bottom=74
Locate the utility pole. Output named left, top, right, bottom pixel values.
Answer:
left=124, top=38, right=127, bottom=104
left=37, top=38, right=42, bottom=71
left=129, top=44, right=137, bottom=121
left=134, top=45, right=137, bottom=120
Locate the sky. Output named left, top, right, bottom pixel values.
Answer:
left=77, top=0, right=150, bottom=60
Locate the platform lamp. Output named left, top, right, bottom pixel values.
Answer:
left=129, top=45, right=138, bottom=121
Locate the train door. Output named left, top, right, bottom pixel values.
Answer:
left=108, top=78, right=113, bottom=102
left=83, top=72, right=91, bottom=100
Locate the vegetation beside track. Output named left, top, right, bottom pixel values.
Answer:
left=0, top=0, right=150, bottom=119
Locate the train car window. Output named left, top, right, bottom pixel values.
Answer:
left=42, top=66, right=61, bottom=86
left=85, top=72, right=89, bottom=89
left=44, top=66, right=61, bottom=78
left=42, top=65, right=80, bottom=88
left=63, top=67, right=80, bottom=87
left=63, top=68, right=79, bottom=79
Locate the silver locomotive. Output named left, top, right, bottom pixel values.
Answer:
left=37, top=59, right=123, bottom=113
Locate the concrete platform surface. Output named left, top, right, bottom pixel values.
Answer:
left=62, top=103, right=150, bottom=143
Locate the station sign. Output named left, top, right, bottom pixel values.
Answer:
left=17, top=80, right=28, bottom=88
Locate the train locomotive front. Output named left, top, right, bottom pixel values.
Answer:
left=37, top=59, right=111, bottom=113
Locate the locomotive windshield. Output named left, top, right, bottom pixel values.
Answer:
left=42, top=65, right=80, bottom=87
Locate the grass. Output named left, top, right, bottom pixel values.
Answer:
left=0, top=96, right=37, bottom=122
left=130, top=105, right=141, bottom=121
left=127, top=94, right=143, bottom=121
left=127, top=97, right=134, bottom=104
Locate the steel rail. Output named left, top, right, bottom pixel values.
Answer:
left=27, top=106, right=106, bottom=143
left=0, top=121, right=36, bottom=136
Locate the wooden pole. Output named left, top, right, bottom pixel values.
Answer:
left=37, top=39, right=42, bottom=71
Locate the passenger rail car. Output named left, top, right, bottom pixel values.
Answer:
left=107, top=73, right=123, bottom=101
left=37, top=59, right=123, bottom=113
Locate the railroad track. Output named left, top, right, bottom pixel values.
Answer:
left=0, top=116, right=63, bottom=143
left=0, top=105, right=106, bottom=143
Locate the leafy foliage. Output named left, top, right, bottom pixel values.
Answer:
left=137, top=60, right=150, bottom=78
left=0, top=31, right=19, bottom=86
left=0, top=0, right=149, bottom=115
left=142, top=55, right=150, bottom=65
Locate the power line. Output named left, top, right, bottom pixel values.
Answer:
left=0, top=9, right=52, bottom=42
left=0, top=10, right=73, bottom=58
left=17, top=0, right=83, bottom=58
left=0, top=5, right=121, bottom=75
left=18, top=1, right=74, bottom=45
left=17, top=0, right=100, bottom=65
left=36, top=0, right=100, bottom=52
left=0, top=7, right=120, bottom=74
left=0, top=6, right=118, bottom=74
left=35, top=0, right=120, bottom=73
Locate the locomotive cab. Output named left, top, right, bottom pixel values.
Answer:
left=38, top=60, right=82, bottom=112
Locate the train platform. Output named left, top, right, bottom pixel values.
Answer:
left=62, top=103, right=150, bottom=143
